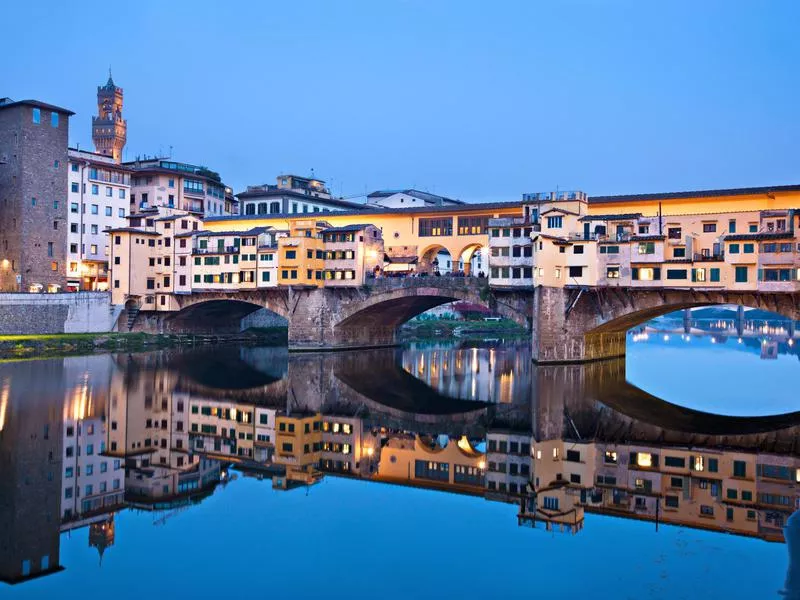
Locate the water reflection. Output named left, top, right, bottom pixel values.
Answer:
left=0, top=339, right=798, bottom=591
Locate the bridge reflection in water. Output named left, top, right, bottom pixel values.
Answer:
left=0, top=342, right=798, bottom=589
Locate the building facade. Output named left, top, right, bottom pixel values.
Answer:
left=0, top=98, right=73, bottom=292
left=66, top=149, right=130, bottom=290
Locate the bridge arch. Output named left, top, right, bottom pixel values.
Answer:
left=154, top=292, right=290, bottom=334
left=327, top=280, right=531, bottom=348
left=533, top=286, right=800, bottom=363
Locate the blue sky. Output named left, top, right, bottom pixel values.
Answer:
left=2, top=0, right=799, bottom=201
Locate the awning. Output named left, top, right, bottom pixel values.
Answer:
left=384, top=255, right=418, bottom=264
left=384, top=263, right=415, bottom=272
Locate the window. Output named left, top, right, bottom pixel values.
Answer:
left=743, top=243, right=754, bottom=253
left=727, top=488, right=738, bottom=500
left=91, top=184, right=99, bottom=195
left=728, top=220, right=736, bottom=233
left=735, top=266, right=748, bottom=283
left=90, top=244, right=97, bottom=254
left=664, top=456, right=685, bottom=468
left=710, top=268, right=720, bottom=282
left=632, top=267, right=660, bottom=281
left=638, top=242, right=655, bottom=254
left=568, top=266, right=583, bottom=278
left=702, top=223, right=717, bottom=233
left=733, top=460, right=747, bottom=478
left=599, top=245, right=619, bottom=254
left=91, top=224, right=98, bottom=235
left=667, top=227, right=682, bottom=239
left=573, top=245, right=584, bottom=254
left=604, top=450, right=617, bottom=464
left=51, top=111, right=59, bottom=127
left=666, top=269, right=687, bottom=280
left=665, top=495, right=679, bottom=508
left=606, top=266, right=620, bottom=279
left=700, top=505, right=714, bottom=516
left=91, top=204, right=98, bottom=215
left=729, top=243, right=740, bottom=254
left=673, top=247, right=686, bottom=258
left=419, top=217, right=453, bottom=237
left=32, top=107, right=41, bottom=124
left=47, top=242, right=54, bottom=257
left=285, top=250, right=296, bottom=260
left=70, top=182, right=79, bottom=193
left=546, top=215, right=563, bottom=229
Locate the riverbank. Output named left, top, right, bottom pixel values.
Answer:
left=0, top=327, right=288, bottom=361
left=400, top=318, right=528, bottom=341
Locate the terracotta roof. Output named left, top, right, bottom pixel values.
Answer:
left=106, top=228, right=160, bottom=236
left=579, top=213, right=642, bottom=221
left=724, top=232, right=797, bottom=241
left=589, top=184, right=800, bottom=204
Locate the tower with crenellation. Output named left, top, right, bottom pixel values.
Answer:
left=91, top=71, right=126, bottom=163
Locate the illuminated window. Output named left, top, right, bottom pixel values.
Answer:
left=604, top=450, right=617, bottom=464
left=636, top=452, right=653, bottom=468
left=552, top=447, right=560, bottom=460
left=693, top=456, right=705, bottom=472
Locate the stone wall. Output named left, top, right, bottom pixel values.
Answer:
left=0, top=292, right=114, bottom=334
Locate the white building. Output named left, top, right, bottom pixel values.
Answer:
left=66, top=148, right=130, bottom=291
left=367, top=189, right=464, bottom=209
left=238, top=174, right=365, bottom=216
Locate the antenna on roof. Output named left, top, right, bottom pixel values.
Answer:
left=310, top=167, right=315, bottom=179
left=169, top=145, right=173, bottom=158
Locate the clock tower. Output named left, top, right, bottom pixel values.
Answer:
left=92, top=71, right=127, bottom=163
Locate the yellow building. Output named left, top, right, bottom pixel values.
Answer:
left=277, top=220, right=327, bottom=286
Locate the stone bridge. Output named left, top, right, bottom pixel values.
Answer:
left=132, top=277, right=535, bottom=351
left=131, top=280, right=799, bottom=360
left=532, top=286, right=800, bottom=363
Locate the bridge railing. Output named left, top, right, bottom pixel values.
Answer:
left=364, top=274, right=488, bottom=291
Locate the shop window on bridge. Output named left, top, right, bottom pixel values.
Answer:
left=735, top=266, right=748, bottom=283
left=419, top=217, right=453, bottom=237
left=692, top=268, right=705, bottom=282
left=542, top=496, right=559, bottom=510
left=632, top=267, right=660, bottom=281
left=457, top=216, right=487, bottom=235
left=666, top=269, right=687, bottom=280
left=760, top=268, right=793, bottom=282
left=673, top=247, right=686, bottom=258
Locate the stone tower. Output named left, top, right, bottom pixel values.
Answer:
left=92, top=71, right=126, bottom=163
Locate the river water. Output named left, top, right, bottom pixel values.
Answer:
left=1, top=321, right=799, bottom=599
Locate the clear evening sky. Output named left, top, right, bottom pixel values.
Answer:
left=2, top=0, right=799, bottom=202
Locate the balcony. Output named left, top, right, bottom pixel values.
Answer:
left=193, top=246, right=239, bottom=255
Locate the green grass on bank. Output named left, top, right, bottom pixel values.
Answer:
left=0, top=332, right=144, bottom=342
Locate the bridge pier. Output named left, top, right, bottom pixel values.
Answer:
left=531, top=286, right=626, bottom=363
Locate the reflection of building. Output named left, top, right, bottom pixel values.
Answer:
left=518, top=480, right=585, bottom=534
left=401, top=343, right=529, bottom=404
left=88, top=516, right=115, bottom=565
left=376, top=435, right=485, bottom=494
left=0, top=364, right=65, bottom=583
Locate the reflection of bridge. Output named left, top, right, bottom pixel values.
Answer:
left=132, top=278, right=799, bottom=361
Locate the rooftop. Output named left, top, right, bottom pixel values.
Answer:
left=205, top=200, right=525, bottom=223
left=367, top=189, right=465, bottom=205
left=589, top=184, right=800, bottom=204
left=0, top=97, right=75, bottom=116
